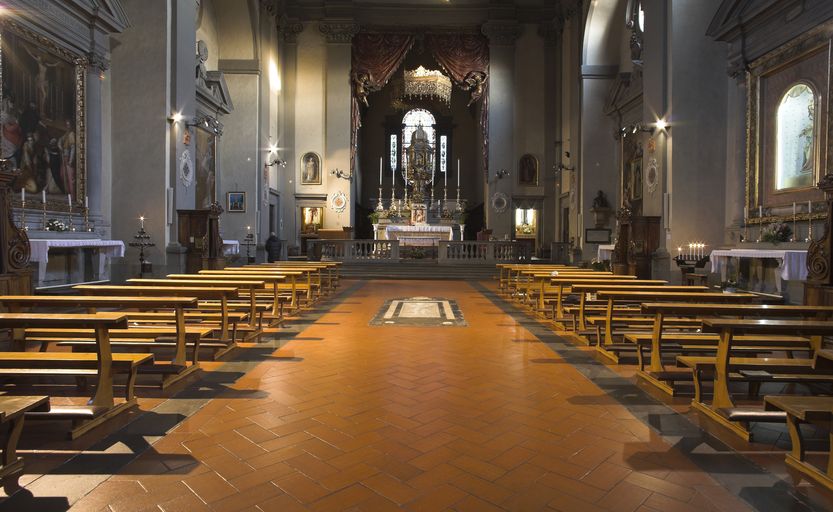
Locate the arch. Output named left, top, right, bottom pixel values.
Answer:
left=582, top=0, right=628, bottom=67
left=212, top=0, right=259, bottom=61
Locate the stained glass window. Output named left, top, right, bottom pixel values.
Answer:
left=402, top=108, right=436, bottom=173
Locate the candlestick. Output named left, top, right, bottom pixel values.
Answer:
left=83, top=205, right=91, bottom=232
left=379, top=157, right=383, bottom=186
left=68, top=202, right=74, bottom=232
left=19, top=199, right=26, bottom=231
left=41, top=198, right=47, bottom=230
left=457, top=159, right=461, bottom=188
left=807, top=200, right=813, bottom=242
left=791, top=202, right=797, bottom=242
left=376, top=185, right=385, bottom=212
left=20, top=188, right=24, bottom=202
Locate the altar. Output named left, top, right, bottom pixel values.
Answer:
left=383, top=225, right=454, bottom=245
left=29, top=238, right=126, bottom=289
left=709, top=248, right=808, bottom=296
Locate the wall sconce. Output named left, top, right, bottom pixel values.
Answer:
left=186, top=114, right=223, bottom=135
left=619, top=122, right=655, bottom=137
left=168, top=112, right=184, bottom=124
left=331, top=168, right=353, bottom=182
left=265, top=143, right=286, bottom=168
left=655, top=118, right=668, bottom=131
left=495, top=169, right=510, bottom=180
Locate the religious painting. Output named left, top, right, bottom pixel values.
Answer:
left=301, top=152, right=321, bottom=185
left=227, top=191, right=245, bottom=213
left=301, top=206, right=323, bottom=233
left=2, top=23, right=86, bottom=207
left=195, top=127, right=216, bottom=208
left=747, top=25, right=831, bottom=219
left=630, top=156, right=643, bottom=201
left=518, top=154, right=538, bottom=186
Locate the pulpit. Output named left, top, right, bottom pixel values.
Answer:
left=177, top=205, right=226, bottom=273
left=0, top=164, right=32, bottom=297
left=612, top=207, right=660, bottom=279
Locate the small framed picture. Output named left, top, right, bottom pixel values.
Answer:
left=585, top=228, right=612, bottom=244
left=227, top=191, right=246, bottom=213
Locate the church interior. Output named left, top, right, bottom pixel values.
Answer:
left=3, top=0, right=833, bottom=510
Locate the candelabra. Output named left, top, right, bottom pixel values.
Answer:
left=68, top=203, right=75, bottom=232
left=41, top=200, right=47, bottom=230
left=19, top=199, right=26, bottom=231
left=376, top=186, right=385, bottom=212
left=128, top=222, right=155, bottom=277
left=83, top=207, right=93, bottom=232
left=791, top=210, right=797, bottom=242
left=442, top=185, right=450, bottom=217
left=455, top=187, right=463, bottom=213
left=242, top=232, right=256, bottom=264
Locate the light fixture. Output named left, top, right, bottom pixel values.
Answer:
left=186, top=114, right=222, bottom=135
left=655, top=118, right=668, bottom=131
left=265, top=141, right=286, bottom=168
left=168, top=112, right=184, bottom=123
left=496, top=169, right=510, bottom=180
left=331, top=168, right=353, bottom=182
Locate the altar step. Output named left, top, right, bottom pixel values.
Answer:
left=339, top=262, right=498, bottom=281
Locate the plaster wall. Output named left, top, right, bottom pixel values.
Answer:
left=324, top=40, right=354, bottom=229
left=487, top=44, right=515, bottom=237
left=513, top=25, right=547, bottom=199
left=197, top=0, right=220, bottom=69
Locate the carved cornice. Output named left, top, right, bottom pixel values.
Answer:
left=279, top=18, right=304, bottom=43
left=481, top=22, right=521, bottom=46
left=319, top=21, right=359, bottom=44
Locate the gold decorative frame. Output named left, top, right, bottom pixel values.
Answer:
left=745, top=22, right=833, bottom=225
left=1, top=19, right=87, bottom=212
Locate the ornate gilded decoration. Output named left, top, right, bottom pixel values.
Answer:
left=319, top=22, right=359, bottom=44
left=392, top=66, right=453, bottom=106
left=807, top=173, right=833, bottom=284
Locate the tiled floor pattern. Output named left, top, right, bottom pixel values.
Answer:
left=11, top=280, right=798, bottom=511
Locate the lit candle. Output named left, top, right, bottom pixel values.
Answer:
left=379, top=157, right=383, bottom=185
left=139, top=216, right=145, bottom=229
left=247, top=225, right=251, bottom=232
left=677, top=246, right=682, bottom=258
left=20, top=188, right=24, bottom=202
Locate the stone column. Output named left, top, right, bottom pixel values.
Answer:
left=482, top=21, right=521, bottom=239
left=539, top=19, right=563, bottom=250
left=319, top=21, right=358, bottom=229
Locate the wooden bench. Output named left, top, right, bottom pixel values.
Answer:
left=169, top=273, right=290, bottom=321
left=0, top=395, right=49, bottom=488
left=0, top=313, right=152, bottom=438
left=200, top=269, right=308, bottom=308
left=685, top=318, right=833, bottom=440
left=637, top=303, right=833, bottom=395
left=0, top=295, right=204, bottom=388
left=764, top=395, right=833, bottom=493
left=547, top=277, right=651, bottom=321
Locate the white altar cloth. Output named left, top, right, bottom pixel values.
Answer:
left=709, top=249, right=808, bottom=282
left=29, top=239, right=125, bottom=287
left=222, top=240, right=240, bottom=256
left=385, top=225, right=453, bottom=241
left=597, top=244, right=615, bottom=261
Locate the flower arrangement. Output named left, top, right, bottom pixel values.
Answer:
left=45, top=219, right=69, bottom=232
left=517, top=223, right=535, bottom=235
left=760, top=222, right=792, bottom=244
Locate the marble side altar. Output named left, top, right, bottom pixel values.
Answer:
left=383, top=225, right=454, bottom=245
left=27, top=235, right=125, bottom=289
left=708, top=246, right=808, bottom=297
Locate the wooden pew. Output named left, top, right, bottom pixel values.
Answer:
left=636, top=303, right=833, bottom=395
left=0, top=295, right=203, bottom=388
left=763, top=395, right=833, bottom=492
left=167, top=273, right=290, bottom=321
left=0, top=313, right=152, bottom=438
left=685, top=318, right=833, bottom=440
left=498, top=265, right=579, bottom=297
left=548, top=277, right=658, bottom=323
left=127, top=278, right=268, bottom=331
left=249, top=262, right=341, bottom=293
left=200, top=269, right=307, bottom=309
left=74, top=285, right=238, bottom=353
left=0, top=395, right=49, bottom=487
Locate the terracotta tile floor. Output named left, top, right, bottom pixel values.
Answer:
left=8, top=280, right=801, bottom=511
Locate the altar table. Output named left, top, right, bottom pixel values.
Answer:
left=597, top=244, right=615, bottom=261
left=384, top=225, right=453, bottom=244
left=29, top=239, right=125, bottom=288
left=709, top=248, right=807, bottom=294
left=222, top=240, right=240, bottom=256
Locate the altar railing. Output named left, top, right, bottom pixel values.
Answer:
left=438, top=241, right=531, bottom=265
left=308, top=239, right=400, bottom=262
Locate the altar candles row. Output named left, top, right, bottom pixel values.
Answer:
left=376, top=156, right=463, bottom=189
left=21, top=189, right=88, bottom=208
left=677, top=243, right=706, bottom=260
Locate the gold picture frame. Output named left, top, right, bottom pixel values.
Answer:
left=1, top=19, right=87, bottom=211
left=745, top=22, right=833, bottom=224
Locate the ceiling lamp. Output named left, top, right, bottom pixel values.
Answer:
left=393, top=66, right=452, bottom=106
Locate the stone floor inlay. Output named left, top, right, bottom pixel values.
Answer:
left=370, top=296, right=466, bottom=326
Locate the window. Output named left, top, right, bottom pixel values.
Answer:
left=775, top=83, right=817, bottom=190
left=401, top=108, right=436, bottom=175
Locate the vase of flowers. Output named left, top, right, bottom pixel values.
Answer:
left=760, top=222, right=792, bottom=244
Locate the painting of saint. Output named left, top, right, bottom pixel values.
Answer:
left=775, top=83, right=817, bottom=190
left=518, top=154, right=538, bottom=186
left=301, top=152, right=321, bottom=185
left=195, top=127, right=216, bottom=208
left=3, top=28, right=82, bottom=203
left=301, top=207, right=323, bottom=232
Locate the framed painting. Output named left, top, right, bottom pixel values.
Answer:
left=301, top=206, right=323, bottom=232
left=630, top=156, right=643, bottom=201
left=301, top=152, right=322, bottom=185
left=195, top=126, right=216, bottom=208
left=1, top=20, right=86, bottom=210
left=746, top=23, right=832, bottom=223
left=518, top=154, right=539, bottom=186
left=227, top=191, right=246, bottom=213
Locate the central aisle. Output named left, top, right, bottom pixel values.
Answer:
left=70, top=280, right=749, bottom=512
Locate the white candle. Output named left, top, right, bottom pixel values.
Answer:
left=759, top=205, right=762, bottom=219
left=809, top=200, right=812, bottom=215
left=379, top=157, right=383, bottom=185
left=139, top=216, right=145, bottom=229
left=20, top=188, right=24, bottom=202
left=457, top=159, right=461, bottom=188
left=793, top=202, right=796, bottom=216
left=444, top=165, right=447, bottom=188
left=68, top=194, right=72, bottom=205
left=744, top=206, right=748, bottom=220
left=85, top=196, right=89, bottom=208
left=42, top=190, right=46, bottom=203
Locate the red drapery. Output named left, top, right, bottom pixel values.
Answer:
left=350, top=33, right=415, bottom=173
left=350, top=32, right=490, bottom=178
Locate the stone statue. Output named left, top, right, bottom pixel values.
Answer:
left=196, top=40, right=209, bottom=89
left=592, top=190, right=609, bottom=209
